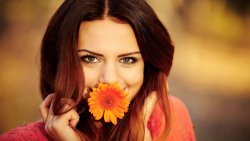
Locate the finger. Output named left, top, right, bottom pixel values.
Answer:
left=55, top=109, right=80, bottom=128
left=47, top=98, right=55, bottom=121
left=69, top=110, right=80, bottom=128
left=58, top=98, right=75, bottom=114
left=39, top=93, right=56, bottom=122
left=44, top=108, right=80, bottom=140
left=143, top=91, right=157, bottom=123
left=45, top=100, right=56, bottom=136
left=166, top=81, right=169, bottom=91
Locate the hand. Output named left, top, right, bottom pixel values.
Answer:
left=39, top=94, right=81, bottom=141
left=143, top=91, right=157, bottom=125
left=143, top=91, right=157, bottom=141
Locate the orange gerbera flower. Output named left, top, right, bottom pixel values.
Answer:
left=87, top=82, right=130, bottom=125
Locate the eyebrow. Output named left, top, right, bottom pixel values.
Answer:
left=78, top=49, right=141, bottom=57
left=78, top=49, right=103, bottom=57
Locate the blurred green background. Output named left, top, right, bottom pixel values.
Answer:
left=0, top=0, right=250, bottom=140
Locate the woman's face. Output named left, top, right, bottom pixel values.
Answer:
left=78, top=19, right=144, bottom=99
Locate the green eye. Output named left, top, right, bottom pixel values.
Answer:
left=80, top=55, right=100, bottom=63
left=119, top=57, right=137, bottom=64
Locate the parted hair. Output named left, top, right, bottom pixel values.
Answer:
left=40, top=0, right=174, bottom=140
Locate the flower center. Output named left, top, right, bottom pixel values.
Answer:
left=100, top=96, right=115, bottom=109
left=105, top=97, right=112, bottom=105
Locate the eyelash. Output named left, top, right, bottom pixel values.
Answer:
left=80, top=55, right=100, bottom=63
left=80, top=55, right=138, bottom=64
left=119, top=57, right=138, bottom=64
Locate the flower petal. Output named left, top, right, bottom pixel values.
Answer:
left=113, top=108, right=124, bottom=119
left=87, top=82, right=130, bottom=125
left=104, top=110, right=111, bottom=122
left=95, top=108, right=104, bottom=120
left=109, top=112, right=117, bottom=125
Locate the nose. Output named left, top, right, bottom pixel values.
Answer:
left=98, top=63, right=118, bottom=84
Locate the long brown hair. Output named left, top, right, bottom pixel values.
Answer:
left=40, top=0, right=174, bottom=140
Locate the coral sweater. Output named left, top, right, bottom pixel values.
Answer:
left=0, top=96, right=195, bottom=141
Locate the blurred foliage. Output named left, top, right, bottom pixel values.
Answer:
left=226, top=0, right=250, bottom=17
left=177, top=0, right=250, bottom=45
left=148, top=0, right=250, bottom=140
left=0, top=0, right=250, bottom=140
left=0, top=0, right=8, bottom=36
left=0, top=0, right=64, bottom=133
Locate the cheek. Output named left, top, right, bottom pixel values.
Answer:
left=123, top=71, right=143, bottom=86
left=120, top=65, right=144, bottom=98
left=127, top=77, right=143, bottom=99
left=121, top=62, right=144, bottom=84
left=82, top=66, right=99, bottom=87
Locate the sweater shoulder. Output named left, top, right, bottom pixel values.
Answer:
left=0, top=120, right=50, bottom=141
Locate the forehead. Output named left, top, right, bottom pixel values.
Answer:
left=78, top=18, right=140, bottom=53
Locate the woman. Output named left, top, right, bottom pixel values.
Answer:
left=0, top=0, right=195, bottom=140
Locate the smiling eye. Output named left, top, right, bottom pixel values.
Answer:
left=80, top=55, right=100, bottom=63
left=119, top=57, right=137, bottom=64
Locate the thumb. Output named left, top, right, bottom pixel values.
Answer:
left=58, top=108, right=80, bottom=128
left=69, top=110, right=80, bottom=128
